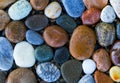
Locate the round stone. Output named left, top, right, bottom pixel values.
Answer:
left=62, top=0, right=85, bottom=18
left=82, top=8, right=101, bottom=25
left=7, top=68, right=37, bottom=83
left=109, top=66, right=120, bottom=82
left=0, top=37, right=13, bottom=71
left=26, top=30, right=44, bottom=45
left=8, top=0, right=32, bottom=20
left=13, top=41, right=35, bottom=67
left=0, top=71, right=6, bottom=83
left=78, top=75, right=95, bottom=83
left=54, top=47, right=70, bottom=64
left=94, top=70, right=113, bottom=83
left=100, top=5, right=116, bottom=23
left=43, top=25, right=68, bottom=48
left=36, top=62, right=61, bottom=82
left=82, top=59, right=96, bottom=74
left=56, top=15, right=77, bottom=33
left=30, top=0, right=49, bottom=10
left=95, top=22, right=115, bottom=47
left=61, top=60, right=82, bottom=83
left=0, top=10, right=10, bottom=31
left=35, top=45, right=53, bottom=62
left=25, top=15, right=48, bottom=31
left=45, top=1, right=62, bottom=19
left=5, top=21, right=26, bottom=43
left=116, top=22, right=120, bottom=39
left=83, top=0, right=108, bottom=9
left=70, top=25, right=96, bottom=60
left=93, top=48, right=111, bottom=72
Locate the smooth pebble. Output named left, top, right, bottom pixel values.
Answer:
left=0, top=71, right=6, bottom=83
left=116, top=22, right=120, bottom=39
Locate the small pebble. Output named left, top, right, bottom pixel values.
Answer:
left=30, top=0, right=49, bottom=10
left=56, top=15, right=77, bottom=33
left=78, top=75, right=95, bottom=83
left=7, top=68, right=37, bottom=83
left=100, top=5, right=116, bottom=23
left=43, top=25, right=68, bottom=48
left=62, top=0, right=85, bottom=18
left=35, top=45, right=53, bottom=62
left=0, top=71, right=6, bottom=83
left=13, top=41, right=35, bottom=67
left=26, top=30, right=44, bottom=45
left=8, top=0, right=32, bottom=20
left=0, top=37, right=13, bottom=71
left=54, top=47, right=70, bottom=64
left=45, top=1, right=62, bottom=19
left=116, top=22, right=120, bottom=39
left=109, top=66, right=120, bottom=82
left=61, top=60, right=82, bottom=83
left=25, top=15, right=48, bottom=31
left=82, top=59, right=96, bottom=74
left=5, top=21, right=26, bottom=43
left=36, top=62, right=61, bottom=82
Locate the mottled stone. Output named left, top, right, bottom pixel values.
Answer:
left=0, top=71, right=6, bottom=83
left=116, top=22, right=120, bottom=39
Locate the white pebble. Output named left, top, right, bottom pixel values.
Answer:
left=45, top=1, right=62, bottom=19
left=82, top=59, right=96, bottom=74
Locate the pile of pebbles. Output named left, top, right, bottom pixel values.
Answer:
left=0, top=0, right=120, bottom=83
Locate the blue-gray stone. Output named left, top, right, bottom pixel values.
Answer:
left=56, top=15, right=77, bottom=33
left=35, top=45, right=53, bottom=62
left=117, top=22, right=120, bottom=39
left=26, top=30, right=44, bottom=45
left=0, top=37, right=13, bottom=71
left=54, top=47, right=70, bottom=64
left=0, top=71, right=6, bottom=83
left=62, top=0, right=85, bottom=18
left=36, top=62, right=61, bottom=82
left=78, top=75, right=95, bottom=83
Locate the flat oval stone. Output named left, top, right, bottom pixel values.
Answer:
left=43, top=25, right=68, bottom=48
left=0, top=71, right=6, bottom=83
left=62, top=0, right=85, bottom=18
left=95, top=22, right=115, bottom=47
left=26, top=30, right=44, bottom=45
left=110, top=41, right=120, bottom=66
left=54, top=47, right=70, bottom=64
left=56, top=15, right=77, bottom=33
left=7, top=68, right=37, bottom=83
left=70, top=25, right=96, bottom=60
left=82, top=59, right=96, bottom=74
left=61, top=60, right=82, bottom=83
left=0, top=37, right=13, bottom=71
left=0, top=0, right=16, bottom=9
left=78, top=75, right=95, bottom=83
left=109, top=66, right=120, bottom=82
left=30, top=0, right=49, bottom=10
left=36, top=62, right=60, bottom=82
left=35, top=45, right=53, bottom=62
left=45, top=1, right=62, bottom=19
left=116, top=22, right=120, bottom=39
left=110, top=0, right=120, bottom=19
left=5, top=21, right=26, bottom=43
left=0, top=10, right=10, bottom=31
left=100, top=5, right=116, bottom=23
left=13, top=41, right=35, bottom=67
left=25, top=15, right=48, bottom=31
left=8, top=0, right=32, bottom=20
left=82, top=8, right=101, bottom=25
left=83, top=0, right=108, bottom=9
left=94, top=70, right=113, bottom=83
left=93, top=48, right=111, bottom=72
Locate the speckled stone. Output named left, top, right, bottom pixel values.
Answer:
left=116, top=22, right=120, bottom=39
left=56, top=15, right=77, bottom=33
left=36, top=62, right=61, bottom=82
left=95, top=22, right=115, bottom=47
left=7, top=68, right=37, bottom=83
left=25, top=15, right=48, bottom=31
left=0, top=71, right=6, bottom=83
left=8, top=0, right=32, bottom=20
left=5, top=21, right=26, bottom=43
left=0, top=37, right=13, bottom=71
left=35, top=45, right=53, bottom=62
left=62, top=0, right=85, bottom=18
left=61, top=60, right=82, bottom=83
left=26, top=30, right=44, bottom=45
